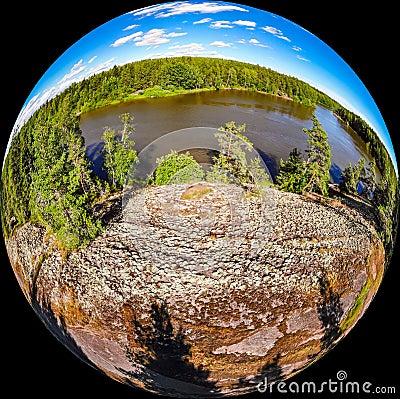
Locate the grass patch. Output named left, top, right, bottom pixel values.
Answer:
left=340, top=279, right=373, bottom=332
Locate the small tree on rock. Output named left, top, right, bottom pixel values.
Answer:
left=101, top=113, right=138, bottom=190
left=302, top=113, right=331, bottom=197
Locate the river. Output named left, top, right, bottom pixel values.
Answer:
left=79, top=89, right=373, bottom=183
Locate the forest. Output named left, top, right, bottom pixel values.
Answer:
left=1, top=56, right=398, bottom=256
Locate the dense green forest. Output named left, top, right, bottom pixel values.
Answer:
left=1, top=57, right=398, bottom=255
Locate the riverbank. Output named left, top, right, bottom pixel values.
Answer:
left=77, top=86, right=217, bottom=115
left=76, top=86, right=300, bottom=116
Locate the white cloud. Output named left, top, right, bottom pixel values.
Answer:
left=110, top=31, right=143, bottom=47
left=249, top=38, right=270, bottom=48
left=292, top=46, right=302, bottom=52
left=133, top=29, right=171, bottom=47
left=296, top=55, right=310, bottom=62
left=168, top=43, right=205, bottom=52
left=144, top=49, right=236, bottom=60
left=261, top=25, right=291, bottom=42
left=237, top=38, right=270, bottom=48
left=166, top=31, right=188, bottom=38
left=193, top=17, right=212, bottom=24
left=232, top=20, right=256, bottom=28
left=278, top=35, right=291, bottom=42
left=87, top=58, right=117, bottom=74
left=132, top=2, right=248, bottom=18
left=209, top=40, right=231, bottom=48
left=210, top=20, right=233, bottom=29
left=12, top=57, right=117, bottom=135
left=58, top=59, right=86, bottom=84
left=123, top=24, right=140, bottom=31
left=262, top=26, right=282, bottom=35
left=112, top=29, right=188, bottom=49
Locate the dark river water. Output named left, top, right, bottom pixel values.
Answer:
left=80, top=89, right=372, bottom=183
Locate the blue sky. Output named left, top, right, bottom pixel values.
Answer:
left=7, top=1, right=398, bottom=174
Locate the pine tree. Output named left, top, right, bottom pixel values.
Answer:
left=102, top=113, right=138, bottom=190
left=276, top=148, right=308, bottom=194
left=30, top=119, right=102, bottom=250
left=302, top=113, right=332, bottom=197
left=339, top=158, right=366, bottom=195
left=207, top=121, right=251, bottom=185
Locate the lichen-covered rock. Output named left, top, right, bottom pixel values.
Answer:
left=5, top=183, right=385, bottom=397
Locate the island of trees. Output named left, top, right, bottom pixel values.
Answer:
left=1, top=57, right=398, bottom=261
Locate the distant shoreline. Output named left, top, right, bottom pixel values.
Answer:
left=76, top=86, right=297, bottom=116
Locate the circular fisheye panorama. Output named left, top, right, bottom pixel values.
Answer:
left=1, top=1, right=398, bottom=397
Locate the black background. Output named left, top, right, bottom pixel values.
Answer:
left=0, top=1, right=398, bottom=397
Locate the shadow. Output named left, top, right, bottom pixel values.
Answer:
left=126, top=299, right=218, bottom=391
left=329, top=163, right=342, bottom=184
left=256, top=149, right=278, bottom=181
left=316, top=271, right=344, bottom=352
left=260, top=353, right=284, bottom=381
left=178, top=148, right=219, bottom=165
left=85, top=141, right=107, bottom=180
left=327, top=185, right=379, bottom=229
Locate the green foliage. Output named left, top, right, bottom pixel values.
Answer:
left=302, top=113, right=332, bottom=197
left=0, top=127, right=33, bottom=236
left=339, top=158, right=376, bottom=198
left=2, top=56, right=398, bottom=257
left=62, top=57, right=340, bottom=114
left=207, top=122, right=250, bottom=184
left=334, top=104, right=399, bottom=254
left=149, top=151, right=204, bottom=186
left=373, top=173, right=399, bottom=249
left=275, top=114, right=331, bottom=197
left=28, top=117, right=102, bottom=250
left=276, top=148, right=308, bottom=194
left=339, top=158, right=366, bottom=195
left=206, top=121, right=270, bottom=190
left=161, top=61, right=201, bottom=90
left=101, top=113, right=138, bottom=190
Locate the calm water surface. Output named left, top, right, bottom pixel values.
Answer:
left=80, top=90, right=372, bottom=182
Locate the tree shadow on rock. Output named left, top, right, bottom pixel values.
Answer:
left=231, top=353, right=285, bottom=394
left=261, top=353, right=284, bottom=381
left=128, top=299, right=218, bottom=391
left=316, top=271, right=344, bottom=352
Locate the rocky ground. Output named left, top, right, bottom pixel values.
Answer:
left=5, top=182, right=385, bottom=398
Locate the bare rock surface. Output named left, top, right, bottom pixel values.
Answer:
left=5, top=182, right=385, bottom=397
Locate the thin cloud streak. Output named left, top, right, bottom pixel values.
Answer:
left=132, top=2, right=248, bottom=18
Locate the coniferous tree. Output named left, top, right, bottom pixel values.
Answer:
left=101, top=113, right=138, bottom=190
left=276, top=148, right=308, bottom=194
left=207, top=122, right=251, bottom=185
left=302, top=113, right=332, bottom=197
left=339, top=158, right=366, bottom=195
left=30, top=119, right=102, bottom=250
